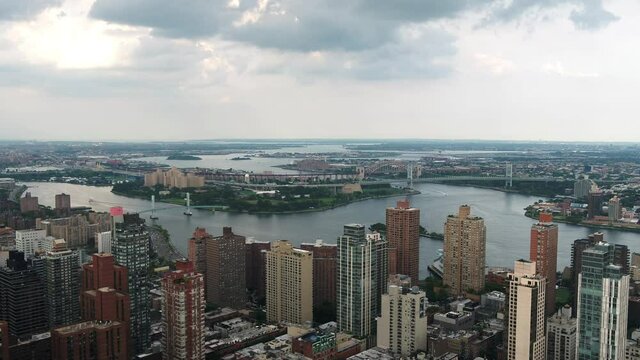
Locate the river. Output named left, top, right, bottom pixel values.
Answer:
left=23, top=182, right=640, bottom=280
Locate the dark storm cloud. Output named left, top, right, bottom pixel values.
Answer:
left=0, top=0, right=63, bottom=21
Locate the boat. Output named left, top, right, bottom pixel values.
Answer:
left=428, top=249, right=444, bottom=279
left=230, top=156, right=251, bottom=161
left=183, top=211, right=193, bottom=216
left=150, top=215, right=159, bottom=220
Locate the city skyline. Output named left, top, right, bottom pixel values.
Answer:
left=2, top=0, right=640, bottom=141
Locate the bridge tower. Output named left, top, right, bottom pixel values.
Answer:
left=150, top=195, right=159, bottom=220
left=505, top=162, right=513, bottom=188
left=407, top=162, right=414, bottom=189
left=184, top=192, right=193, bottom=216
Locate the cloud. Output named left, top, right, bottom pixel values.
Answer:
left=89, top=0, right=236, bottom=39
left=487, top=0, right=618, bottom=30
left=0, top=0, right=63, bottom=21
left=570, top=0, right=619, bottom=30
left=7, top=5, right=142, bottom=69
left=474, top=53, right=515, bottom=75
left=542, top=61, right=599, bottom=78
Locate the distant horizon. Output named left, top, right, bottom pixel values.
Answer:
left=1, top=137, right=640, bottom=145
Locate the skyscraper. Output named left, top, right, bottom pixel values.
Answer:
left=54, top=252, right=131, bottom=360
left=587, top=190, right=604, bottom=219
left=301, top=239, right=337, bottom=308
left=162, top=260, right=205, bottom=360
left=370, top=232, right=389, bottom=318
left=54, top=193, right=71, bottom=216
left=574, top=178, right=596, bottom=200
left=112, top=211, right=150, bottom=354
left=571, top=233, right=629, bottom=316
left=443, top=205, right=486, bottom=295
left=505, top=260, right=546, bottom=360
left=608, top=195, right=622, bottom=223
left=376, top=284, right=428, bottom=357
left=266, top=240, right=313, bottom=325
left=246, top=239, right=270, bottom=302
left=20, top=192, right=39, bottom=213
left=187, top=227, right=210, bottom=275
left=80, top=253, right=130, bottom=323
left=547, top=305, right=577, bottom=360
left=337, top=224, right=379, bottom=340
left=530, top=212, right=558, bottom=315
left=14, top=229, right=46, bottom=257
left=96, top=230, right=112, bottom=253
left=43, top=241, right=80, bottom=327
left=577, top=241, right=629, bottom=359
left=385, top=200, right=420, bottom=283
left=205, top=227, right=246, bottom=308
left=0, top=251, right=48, bottom=339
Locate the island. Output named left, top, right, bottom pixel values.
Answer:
left=112, top=180, right=417, bottom=214
left=167, top=155, right=202, bottom=160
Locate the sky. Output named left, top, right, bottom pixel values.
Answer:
left=1, top=0, right=639, bottom=142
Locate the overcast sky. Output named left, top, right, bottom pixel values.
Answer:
left=1, top=0, right=638, bottom=141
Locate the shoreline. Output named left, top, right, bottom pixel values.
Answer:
left=148, top=224, right=184, bottom=261
left=524, top=212, right=640, bottom=233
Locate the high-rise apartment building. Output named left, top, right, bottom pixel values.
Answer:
left=14, top=229, right=46, bottom=257
left=301, top=239, right=337, bottom=308
left=369, top=232, right=389, bottom=318
left=37, top=214, right=103, bottom=249
left=376, top=285, right=428, bottom=357
left=385, top=200, right=420, bottom=283
left=337, top=224, right=379, bottom=339
left=246, top=239, right=270, bottom=301
left=0, top=251, right=48, bottom=339
left=266, top=240, right=313, bottom=325
left=571, top=233, right=629, bottom=316
left=144, top=167, right=205, bottom=188
left=608, top=196, right=622, bottom=223
left=80, top=253, right=129, bottom=323
left=43, top=242, right=80, bottom=327
left=574, top=178, right=596, bottom=200
left=55, top=193, right=71, bottom=215
left=587, top=191, right=604, bottom=219
left=20, top=192, right=39, bottom=213
left=505, top=260, right=546, bottom=360
left=112, top=211, right=150, bottom=354
left=205, top=227, right=246, bottom=308
left=530, top=212, right=558, bottom=315
left=96, top=231, right=112, bottom=253
left=188, top=227, right=210, bottom=275
left=51, top=320, right=129, bottom=360
left=56, top=252, right=131, bottom=359
left=443, top=205, right=486, bottom=295
left=577, top=241, right=629, bottom=359
left=546, top=305, right=577, bottom=360
left=162, top=260, right=206, bottom=360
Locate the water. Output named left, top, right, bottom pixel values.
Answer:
left=23, top=182, right=640, bottom=279
left=132, top=144, right=351, bottom=173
